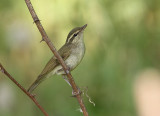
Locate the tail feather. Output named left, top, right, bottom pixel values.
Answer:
left=27, top=75, right=44, bottom=93
left=27, top=80, right=39, bottom=93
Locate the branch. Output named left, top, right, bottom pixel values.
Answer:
left=0, top=63, right=49, bottom=116
left=24, top=0, right=88, bottom=116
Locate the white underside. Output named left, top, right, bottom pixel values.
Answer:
left=47, top=37, right=85, bottom=77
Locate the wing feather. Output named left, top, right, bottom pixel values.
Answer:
left=38, top=43, right=73, bottom=79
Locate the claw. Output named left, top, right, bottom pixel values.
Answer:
left=71, top=87, right=82, bottom=97
left=66, top=67, right=70, bottom=74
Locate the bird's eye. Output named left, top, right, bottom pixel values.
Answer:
left=74, top=33, right=78, bottom=36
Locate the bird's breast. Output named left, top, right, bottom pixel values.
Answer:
left=65, top=42, right=85, bottom=70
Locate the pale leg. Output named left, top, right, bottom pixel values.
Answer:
left=62, top=75, right=81, bottom=96
left=62, top=75, right=71, bottom=86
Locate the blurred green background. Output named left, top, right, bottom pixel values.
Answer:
left=0, top=0, right=160, bottom=116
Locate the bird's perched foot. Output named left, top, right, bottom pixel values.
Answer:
left=71, top=87, right=82, bottom=97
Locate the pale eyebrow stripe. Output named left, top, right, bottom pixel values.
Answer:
left=66, top=30, right=80, bottom=43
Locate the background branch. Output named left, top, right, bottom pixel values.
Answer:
left=0, top=63, right=49, bottom=116
left=24, top=0, right=88, bottom=116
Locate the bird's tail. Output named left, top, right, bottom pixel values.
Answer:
left=27, top=76, right=44, bottom=93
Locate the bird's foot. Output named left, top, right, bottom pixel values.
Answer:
left=71, top=87, right=82, bottom=97
left=66, top=67, right=71, bottom=74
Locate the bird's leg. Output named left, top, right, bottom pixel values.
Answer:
left=62, top=75, right=81, bottom=96
left=61, top=66, right=71, bottom=86
left=62, top=75, right=71, bottom=86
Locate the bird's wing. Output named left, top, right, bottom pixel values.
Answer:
left=27, top=43, right=74, bottom=93
left=38, top=43, right=73, bottom=79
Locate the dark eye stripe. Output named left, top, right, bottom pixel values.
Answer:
left=66, top=32, right=79, bottom=43
left=74, top=33, right=78, bottom=37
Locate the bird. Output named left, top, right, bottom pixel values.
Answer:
left=27, top=24, right=87, bottom=93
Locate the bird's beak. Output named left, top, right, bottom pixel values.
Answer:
left=80, top=24, right=87, bottom=32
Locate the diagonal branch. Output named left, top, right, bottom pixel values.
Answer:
left=0, top=63, right=49, bottom=116
left=24, top=0, right=88, bottom=116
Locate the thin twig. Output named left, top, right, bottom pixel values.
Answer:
left=24, top=0, right=88, bottom=116
left=0, top=63, right=49, bottom=116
